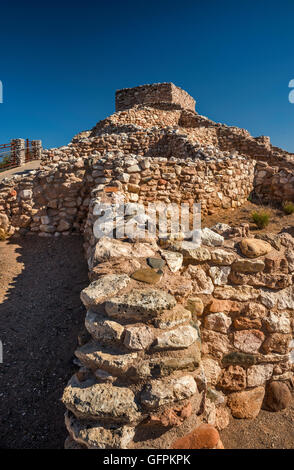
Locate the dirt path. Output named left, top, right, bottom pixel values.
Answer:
left=220, top=397, right=294, bottom=449
left=0, top=235, right=88, bottom=449
left=0, top=160, right=41, bottom=182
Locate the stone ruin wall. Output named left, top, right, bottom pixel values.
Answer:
left=115, top=83, right=196, bottom=112
left=61, top=219, right=294, bottom=449
left=0, top=82, right=294, bottom=449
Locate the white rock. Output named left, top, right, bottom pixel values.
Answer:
left=209, top=266, right=230, bottom=286
left=201, top=227, right=224, bottom=247
left=80, top=274, right=130, bottom=309
left=247, top=364, right=273, bottom=387
left=154, top=325, right=199, bottom=350
left=202, top=358, right=222, bottom=385
left=161, top=250, right=183, bottom=272
left=204, top=312, right=232, bottom=334
left=140, top=375, right=197, bottom=409
left=263, top=312, right=291, bottom=333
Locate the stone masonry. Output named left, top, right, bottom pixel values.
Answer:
left=0, top=83, right=293, bottom=449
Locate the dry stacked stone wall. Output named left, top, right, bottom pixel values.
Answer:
left=0, top=82, right=293, bottom=449
left=115, top=83, right=196, bottom=112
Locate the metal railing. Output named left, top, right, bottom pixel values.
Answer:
left=0, top=139, right=37, bottom=172
left=0, top=142, right=17, bottom=171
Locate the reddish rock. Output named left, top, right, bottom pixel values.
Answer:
left=234, top=329, right=265, bottom=353
left=147, top=402, right=192, bottom=427
left=263, top=381, right=292, bottom=411
left=218, top=365, right=247, bottom=391
left=242, top=302, right=267, bottom=319
left=233, top=317, right=262, bottom=330
left=171, top=424, right=224, bottom=449
left=227, top=386, right=265, bottom=419
left=262, top=333, right=291, bottom=354
left=208, top=299, right=240, bottom=314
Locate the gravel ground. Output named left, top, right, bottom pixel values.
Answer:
left=220, top=396, right=294, bottom=449
left=0, top=235, right=88, bottom=449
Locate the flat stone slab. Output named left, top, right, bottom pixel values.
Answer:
left=75, top=341, right=137, bottom=376
left=153, top=325, right=199, bottom=350
left=105, top=289, right=177, bottom=320
left=65, top=411, right=135, bottom=449
left=131, top=268, right=162, bottom=284
left=80, top=274, right=130, bottom=309
left=62, top=376, right=140, bottom=423
left=154, top=305, right=192, bottom=329
left=140, top=375, right=197, bottom=410
left=85, top=311, right=124, bottom=343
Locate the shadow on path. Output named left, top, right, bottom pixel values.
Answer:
left=0, top=235, right=88, bottom=448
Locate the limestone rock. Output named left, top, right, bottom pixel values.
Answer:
left=215, top=407, right=230, bottom=431
left=263, top=381, right=291, bottom=411
left=85, top=311, right=124, bottom=343
left=247, top=364, right=273, bottom=387
left=123, top=325, right=154, bottom=350
left=65, top=411, right=135, bottom=449
left=210, top=248, right=236, bottom=265
left=92, top=237, right=155, bottom=265
left=214, top=285, right=259, bottom=301
left=140, top=375, right=197, bottom=410
left=89, top=258, right=141, bottom=281
left=105, top=289, right=176, bottom=321
left=153, top=325, right=199, bottom=350
left=62, top=376, right=140, bottom=423
left=202, top=397, right=216, bottom=425
left=201, top=228, right=224, bottom=247
left=232, top=258, right=265, bottom=273
left=234, top=329, right=265, bottom=354
left=75, top=342, right=137, bottom=376
left=187, top=266, right=214, bottom=294
left=209, top=266, right=230, bottom=286
left=154, top=304, right=192, bottom=329
left=239, top=238, right=272, bottom=258
left=180, top=244, right=211, bottom=262
left=0, top=213, right=9, bottom=231
left=161, top=250, right=183, bottom=272
left=227, top=386, right=265, bottom=419
left=263, top=312, right=291, bottom=334
left=204, top=312, right=232, bottom=334
left=201, top=358, right=222, bottom=386
left=80, top=274, right=130, bottom=310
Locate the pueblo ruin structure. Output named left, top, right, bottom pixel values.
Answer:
left=0, top=83, right=293, bottom=449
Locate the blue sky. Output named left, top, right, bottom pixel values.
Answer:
left=1, top=0, right=294, bottom=151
